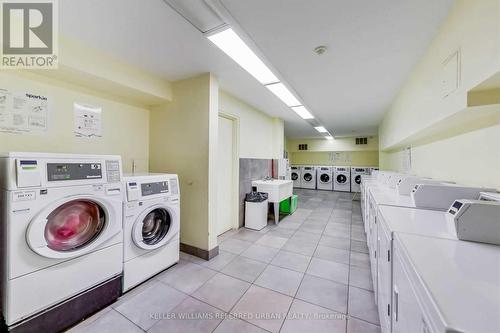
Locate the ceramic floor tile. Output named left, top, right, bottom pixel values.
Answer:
left=221, top=256, right=267, bottom=283
left=268, top=227, right=296, bottom=238
left=67, top=309, right=142, bottom=333
left=351, top=240, right=369, bottom=254
left=213, top=318, right=268, bottom=333
left=240, top=243, right=280, bottom=263
left=323, top=227, right=351, bottom=239
left=200, top=251, right=236, bottom=271
left=298, top=223, right=326, bottom=235
left=314, top=245, right=350, bottom=265
left=296, top=274, right=348, bottom=313
left=192, top=273, right=250, bottom=311
left=219, top=238, right=253, bottom=255
left=291, top=230, right=322, bottom=243
left=349, top=266, right=373, bottom=291
left=319, top=235, right=351, bottom=251
left=157, top=262, right=217, bottom=294
left=255, top=234, right=288, bottom=249
left=347, top=317, right=381, bottom=333
left=254, top=265, right=304, bottom=296
left=148, top=297, right=224, bottom=333
left=348, top=286, right=380, bottom=325
left=282, top=238, right=318, bottom=256
left=351, top=230, right=367, bottom=242
left=115, top=281, right=187, bottom=330
left=180, top=252, right=207, bottom=264
left=306, top=257, right=349, bottom=285
left=232, top=228, right=265, bottom=243
left=328, top=217, right=351, bottom=225
left=280, top=299, right=346, bottom=333
left=231, top=285, right=293, bottom=333
left=350, top=252, right=371, bottom=269
left=270, top=250, right=311, bottom=273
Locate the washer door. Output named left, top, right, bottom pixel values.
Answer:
left=291, top=172, right=299, bottom=181
left=27, top=196, right=118, bottom=259
left=132, top=205, right=176, bottom=250
left=355, top=175, right=362, bottom=184
left=303, top=173, right=313, bottom=182
left=320, top=174, right=331, bottom=183
left=336, top=174, right=347, bottom=184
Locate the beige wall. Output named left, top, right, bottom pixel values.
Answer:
left=287, top=137, right=379, bottom=167
left=0, top=71, right=150, bottom=173
left=149, top=74, right=219, bottom=251
left=219, top=91, right=284, bottom=159
left=379, top=0, right=500, bottom=190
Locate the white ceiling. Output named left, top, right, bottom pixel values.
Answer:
left=60, top=0, right=454, bottom=138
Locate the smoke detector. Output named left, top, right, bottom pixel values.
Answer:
left=313, top=45, right=327, bottom=55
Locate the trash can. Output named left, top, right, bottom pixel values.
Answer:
left=245, top=192, right=269, bottom=231
left=280, top=194, right=298, bottom=214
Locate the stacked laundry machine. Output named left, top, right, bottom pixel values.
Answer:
left=0, top=153, right=181, bottom=332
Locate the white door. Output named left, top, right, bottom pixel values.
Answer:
left=217, top=115, right=235, bottom=235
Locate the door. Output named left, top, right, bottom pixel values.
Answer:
left=132, top=205, right=175, bottom=250
left=217, top=115, right=236, bottom=235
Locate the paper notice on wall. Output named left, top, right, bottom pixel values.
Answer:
left=0, top=89, right=49, bottom=134
left=74, top=103, right=102, bottom=138
left=330, top=152, right=352, bottom=164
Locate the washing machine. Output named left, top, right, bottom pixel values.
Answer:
left=0, top=152, right=123, bottom=332
left=350, top=167, right=369, bottom=192
left=291, top=166, right=301, bottom=188
left=333, top=166, right=351, bottom=192
left=122, top=173, right=180, bottom=292
left=317, top=166, right=333, bottom=190
left=300, top=166, right=316, bottom=189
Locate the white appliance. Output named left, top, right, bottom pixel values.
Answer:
left=273, top=158, right=290, bottom=180
left=316, top=166, right=333, bottom=190
left=122, top=173, right=180, bottom=292
left=291, top=166, right=301, bottom=188
left=300, top=166, right=316, bottom=189
left=350, top=167, right=369, bottom=192
left=396, top=177, right=452, bottom=196
left=410, top=184, right=492, bottom=210
left=333, top=166, right=350, bottom=192
left=392, top=233, right=500, bottom=333
left=0, top=152, right=123, bottom=330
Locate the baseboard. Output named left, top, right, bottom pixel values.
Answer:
left=180, top=243, right=219, bottom=260
left=4, top=275, right=122, bottom=333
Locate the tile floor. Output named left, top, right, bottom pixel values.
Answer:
left=68, top=189, right=380, bottom=333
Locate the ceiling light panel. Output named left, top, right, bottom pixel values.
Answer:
left=266, top=82, right=301, bottom=107
left=325, top=135, right=334, bottom=140
left=207, top=28, right=279, bottom=84
left=314, top=126, right=328, bottom=133
left=291, top=106, right=314, bottom=120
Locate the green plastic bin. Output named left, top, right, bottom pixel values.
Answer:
left=280, top=194, right=298, bottom=214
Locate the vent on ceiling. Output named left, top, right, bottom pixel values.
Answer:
left=355, top=137, right=368, bottom=145
left=298, top=144, right=308, bottom=151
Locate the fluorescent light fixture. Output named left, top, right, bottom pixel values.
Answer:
left=314, top=126, right=328, bottom=133
left=207, top=28, right=279, bottom=85
left=291, top=106, right=314, bottom=119
left=266, top=82, right=301, bottom=107
left=325, top=135, right=334, bottom=140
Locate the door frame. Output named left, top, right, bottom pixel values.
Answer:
left=217, top=112, right=240, bottom=234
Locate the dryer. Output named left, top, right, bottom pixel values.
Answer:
left=0, top=152, right=123, bottom=332
left=300, top=166, right=316, bottom=189
left=316, top=166, right=333, bottom=190
left=333, top=166, right=350, bottom=192
left=291, top=166, right=301, bottom=188
left=122, top=173, right=180, bottom=292
left=350, top=167, right=369, bottom=192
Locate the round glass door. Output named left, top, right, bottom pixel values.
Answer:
left=45, top=200, right=105, bottom=252
left=320, top=174, right=330, bottom=183
left=355, top=175, right=362, bottom=184
left=336, top=174, right=347, bottom=184
left=141, top=208, right=171, bottom=245
left=291, top=172, right=298, bottom=181
left=303, top=173, right=313, bottom=182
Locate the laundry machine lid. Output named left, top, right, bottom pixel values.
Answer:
left=303, top=173, right=313, bottom=182
left=320, top=174, right=331, bottom=183
left=336, top=174, right=348, bottom=184
left=132, top=204, right=177, bottom=250
left=26, top=196, right=120, bottom=259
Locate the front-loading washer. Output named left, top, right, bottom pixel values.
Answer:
left=300, top=166, right=316, bottom=189
left=291, top=166, right=301, bottom=188
left=122, top=173, right=180, bottom=292
left=0, top=152, right=123, bottom=332
left=351, top=167, right=369, bottom=192
left=333, top=167, right=351, bottom=192
left=317, top=166, right=333, bottom=190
